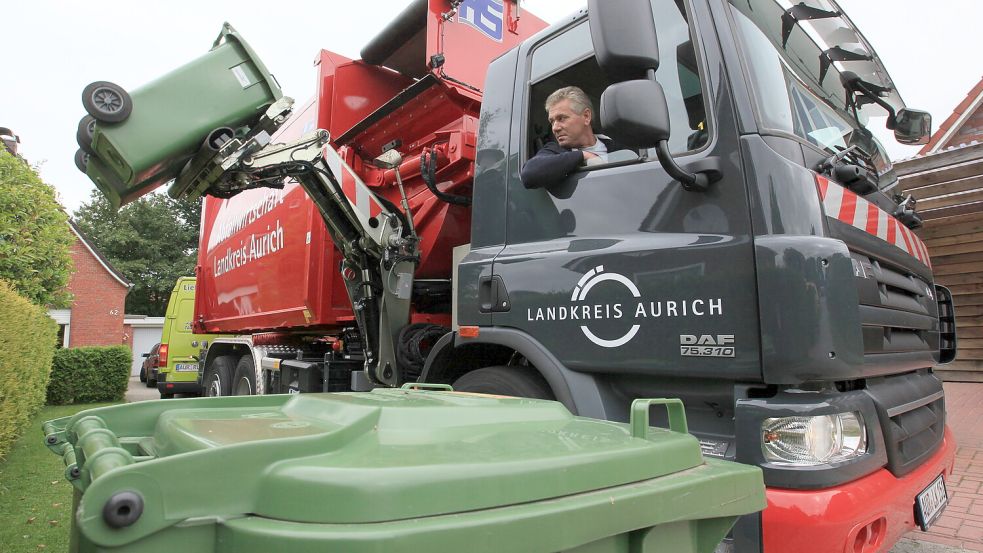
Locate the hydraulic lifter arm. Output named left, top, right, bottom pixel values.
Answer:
left=175, top=100, right=418, bottom=388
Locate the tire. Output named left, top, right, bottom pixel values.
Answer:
left=139, top=365, right=147, bottom=383
left=76, top=115, right=96, bottom=154
left=74, top=149, right=90, bottom=173
left=232, top=355, right=257, bottom=396
left=82, top=81, right=132, bottom=123
left=203, top=355, right=235, bottom=397
left=451, top=366, right=554, bottom=400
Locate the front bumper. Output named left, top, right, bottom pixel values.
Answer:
left=762, top=426, right=956, bottom=553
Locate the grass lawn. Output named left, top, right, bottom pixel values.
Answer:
left=0, top=403, right=116, bottom=553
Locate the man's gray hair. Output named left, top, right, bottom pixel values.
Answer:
left=545, top=86, right=593, bottom=115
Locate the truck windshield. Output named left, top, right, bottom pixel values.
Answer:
left=728, top=0, right=895, bottom=184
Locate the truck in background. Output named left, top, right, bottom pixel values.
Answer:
left=155, top=277, right=229, bottom=398
left=78, top=0, right=957, bottom=551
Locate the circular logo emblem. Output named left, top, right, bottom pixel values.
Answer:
left=572, top=265, right=640, bottom=348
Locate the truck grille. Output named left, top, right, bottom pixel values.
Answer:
left=936, top=285, right=957, bottom=364
left=851, top=252, right=937, bottom=356
left=864, top=371, right=945, bottom=477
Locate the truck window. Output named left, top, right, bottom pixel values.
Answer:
left=727, top=1, right=895, bottom=180
left=525, top=0, right=709, bottom=163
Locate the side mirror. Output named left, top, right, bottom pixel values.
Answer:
left=600, top=80, right=670, bottom=149
left=894, top=109, right=932, bottom=145
left=142, top=353, right=151, bottom=357
left=587, top=0, right=659, bottom=82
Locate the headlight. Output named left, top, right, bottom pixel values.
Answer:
left=762, top=412, right=867, bottom=466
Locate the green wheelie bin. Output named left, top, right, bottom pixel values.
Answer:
left=80, top=22, right=281, bottom=209
left=43, top=387, right=765, bottom=553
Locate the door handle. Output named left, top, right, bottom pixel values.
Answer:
left=479, top=275, right=511, bottom=313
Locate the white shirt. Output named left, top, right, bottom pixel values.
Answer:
left=580, top=135, right=609, bottom=165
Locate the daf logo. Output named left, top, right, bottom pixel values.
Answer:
left=573, top=266, right=641, bottom=348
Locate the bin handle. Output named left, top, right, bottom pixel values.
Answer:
left=213, top=22, right=237, bottom=49
left=400, top=383, right=454, bottom=392
left=630, top=398, right=688, bottom=438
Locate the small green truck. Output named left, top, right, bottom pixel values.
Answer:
left=155, top=277, right=227, bottom=398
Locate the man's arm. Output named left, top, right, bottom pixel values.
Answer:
left=520, top=143, right=588, bottom=189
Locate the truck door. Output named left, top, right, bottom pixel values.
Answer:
left=491, top=0, right=761, bottom=386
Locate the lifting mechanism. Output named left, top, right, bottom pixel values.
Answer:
left=172, top=97, right=420, bottom=388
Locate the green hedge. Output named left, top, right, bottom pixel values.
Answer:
left=0, top=280, right=58, bottom=459
left=46, top=346, right=132, bottom=405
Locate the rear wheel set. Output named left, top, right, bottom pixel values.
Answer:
left=75, top=81, right=131, bottom=173
left=82, top=81, right=132, bottom=123
left=203, top=355, right=236, bottom=397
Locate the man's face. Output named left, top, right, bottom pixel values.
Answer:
left=548, top=99, right=594, bottom=149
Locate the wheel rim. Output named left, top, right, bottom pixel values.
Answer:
left=207, top=375, right=223, bottom=397
left=86, top=119, right=96, bottom=139
left=91, top=87, right=124, bottom=114
left=234, top=376, right=253, bottom=396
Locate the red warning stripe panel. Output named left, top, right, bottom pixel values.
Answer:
left=815, top=175, right=931, bottom=268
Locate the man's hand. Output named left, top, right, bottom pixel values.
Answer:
left=582, top=150, right=605, bottom=167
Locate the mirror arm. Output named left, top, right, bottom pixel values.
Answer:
left=655, top=140, right=709, bottom=192
left=852, top=81, right=898, bottom=129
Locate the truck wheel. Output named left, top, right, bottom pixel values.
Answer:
left=82, top=81, right=132, bottom=123
left=204, top=355, right=235, bottom=397
left=452, top=366, right=554, bottom=400
left=232, top=355, right=256, bottom=396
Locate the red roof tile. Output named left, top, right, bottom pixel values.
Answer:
left=919, top=76, right=983, bottom=155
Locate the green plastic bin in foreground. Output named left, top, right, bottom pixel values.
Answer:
left=86, top=22, right=281, bottom=209
left=42, top=388, right=764, bottom=553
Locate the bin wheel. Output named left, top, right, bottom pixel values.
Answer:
left=232, top=355, right=256, bottom=396
left=204, top=355, right=235, bottom=397
left=82, top=81, right=132, bottom=123
left=74, top=149, right=90, bottom=173
left=452, top=366, right=555, bottom=400
left=76, top=115, right=97, bottom=154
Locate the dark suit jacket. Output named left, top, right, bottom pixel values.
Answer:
left=520, top=136, right=629, bottom=190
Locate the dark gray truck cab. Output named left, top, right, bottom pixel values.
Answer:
left=425, top=1, right=956, bottom=551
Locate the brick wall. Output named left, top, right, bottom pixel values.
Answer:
left=66, top=238, right=129, bottom=347
left=952, top=110, right=983, bottom=144
left=123, top=325, right=134, bottom=349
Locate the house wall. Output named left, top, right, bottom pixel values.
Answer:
left=66, top=239, right=129, bottom=347
left=898, top=143, right=983, bottom=381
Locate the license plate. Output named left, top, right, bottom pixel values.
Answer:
left=174, top=363, right=198, bottom=372
left=915, top=474, right=948, bottom=531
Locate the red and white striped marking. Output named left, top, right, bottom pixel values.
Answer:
left=322, top=144, right=386, bottom=246
left=816, top=175, right=931, bottom=268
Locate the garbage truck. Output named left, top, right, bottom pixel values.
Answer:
left=74, top=0, right=957, bottom=551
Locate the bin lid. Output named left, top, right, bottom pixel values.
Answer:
left=137, top=389, right=703, bottom=524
